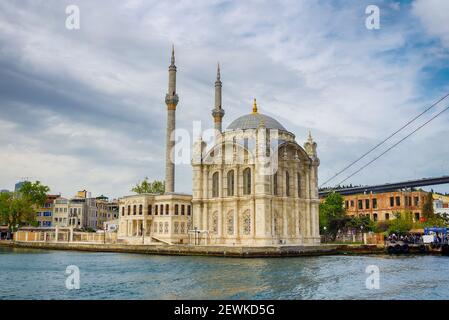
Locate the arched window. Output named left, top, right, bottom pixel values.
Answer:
left=148, top=205, right=152, bottom=215
left=165, top=204, right=169, bottom=215
left=122, top=207, right=125, bottom=216
left=139, top=205, right=143, bottom=215
left=181, top=205, right=185, bottom=215
left=243, top=168, right=251, bottom=195
left=155, top=205, right=158, bottom=215
left=127, top=205, right=131, bottom=215
left=285, top=171, right=290, bottom=197
left=273, top=173, right=278, bottom=196
left=133, top=205, right=136, bottom=215
left=227, top=170, right=234, bottom=196
left=187, top=205, right=191, bottom=216
left=175, top=204, right=179, bottom=215
left=212, top=172, right=219, bottom=198
left=160, top=204, right=164, bottom=215
left=297, top=173, right=301, bottom=198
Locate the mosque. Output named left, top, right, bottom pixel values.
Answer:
left=118, top=48, right=321, bottom=246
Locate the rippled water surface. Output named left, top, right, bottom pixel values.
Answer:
left=1, top=247, right=448, bottom=300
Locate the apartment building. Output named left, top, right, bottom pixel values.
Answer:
left=36, top=194, right=60, bottom=227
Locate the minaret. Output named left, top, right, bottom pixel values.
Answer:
left=211, top=63, right=225, bottom=134
left=165, top=45, right=179, bottom=193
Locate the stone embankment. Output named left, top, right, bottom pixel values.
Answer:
left=0, top=241, right=387, bottom=257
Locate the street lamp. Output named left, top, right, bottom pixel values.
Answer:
left=323, top=226, right=327, bottom=243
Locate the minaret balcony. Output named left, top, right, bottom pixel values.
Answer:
left=165, top=94, right=179, bottom=106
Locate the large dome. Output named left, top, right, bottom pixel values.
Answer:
left=226, top=112, right=287, bottom=132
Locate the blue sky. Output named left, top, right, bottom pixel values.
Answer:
left=0, top=0, right=448, bottom=198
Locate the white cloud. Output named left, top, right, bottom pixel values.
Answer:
left=412, top=0, right=449, bottom=49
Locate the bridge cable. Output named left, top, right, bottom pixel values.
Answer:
left=334, top=103, right=449, bottom=187
left=320, top=92, right=449, bottom=188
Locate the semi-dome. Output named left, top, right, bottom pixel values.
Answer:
left=226, top=112, right=287, bottom=132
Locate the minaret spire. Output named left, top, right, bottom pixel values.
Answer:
left=212, top=62, right=225, bottom=134
left=165, top=46, right=179, bottom=193
left=170, top=44, right=175, bottom=66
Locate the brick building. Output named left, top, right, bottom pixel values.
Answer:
left=343, top=190, right=428, bottom=222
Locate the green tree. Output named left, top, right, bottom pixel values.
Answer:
left=387, top=211, right=413, bottom=235
left=0, top=181, right=50, bottom=232
left=346, top=215, right=375, bottom=232
left=422, top=192, right=435, bottom=219
left=19, top=181, right=50, bottom=207
left=319, top=192, right=346, bottom=239
left=131, top=178, right=165, bottom=194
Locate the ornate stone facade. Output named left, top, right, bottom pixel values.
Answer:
left=192, top=99, right=321, bottom=246
left=118, top=194, right=192, bottom=244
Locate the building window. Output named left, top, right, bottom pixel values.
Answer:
left=358, top=200, right=363, bottom=210
left=385, top=213, right=390, bottom=220
left=373, top=213, right=378, bottom=221
left=148, top=205, right=152, bottom=215
left=160, top=204, right=164, bottom=215
left=227, top=170, right=234, bottom=196
left=415, top=212, right=420, bottom=221
left=414, top=196, right=419, bottom=206
left=187, top=205, right=191, bottom=216
left=212, top=172, right=219, bottom=198
left=175, top=204, right=179, bottom=215
left=133, top=205, right=136, bottom=215
left=297, top=173, right=301, bottom=198
left=139, top=205, right=143, bottom=215
left=285, top=171, right=290, bottom=197
left=180, top=222, right=185, bottom=234
left=273, top=173, right=278, bottom=196
left=166, top=204, right=169, bottom=215
left=159, top=222, right=163, bottom=233
left=181, top=205, right=185, bottom=215
left=345, top=201, right=349, bottom=209
left=390, top=197, right=394, bottom=207
left=243, top=168, right=251, bottom=195
left=365, top=199, right=370, bottom=209
left=351, top=200, right=354, bottom=207
left=174, top=222, right=179, bottom=234
left=164, top=222, right=169, bottom=234
left=122, top=207, right=125, bottom=216
left=372, top=199, right=377, bottom=209
left=395, top=196, right=400, bottom=206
